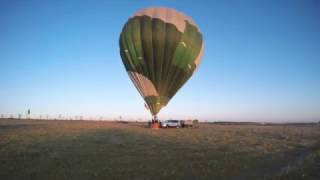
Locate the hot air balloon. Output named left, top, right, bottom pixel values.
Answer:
left=119, top=7, right=204, bottom=124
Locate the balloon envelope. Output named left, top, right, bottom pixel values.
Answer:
left=119, top=7, right=204, bottom=116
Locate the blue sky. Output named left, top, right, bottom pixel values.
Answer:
left=1, top=0, right=319, bottom=122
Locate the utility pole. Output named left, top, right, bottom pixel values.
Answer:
left=27, top=109, right=30, bottom=119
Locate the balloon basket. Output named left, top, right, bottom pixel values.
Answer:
left=151, top=122, right=160, bottom=129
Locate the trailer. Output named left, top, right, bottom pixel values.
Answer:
left=181, top=120, right=194, bottom=128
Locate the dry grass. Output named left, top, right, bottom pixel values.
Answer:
left=0, top=119, right=319, bottom=180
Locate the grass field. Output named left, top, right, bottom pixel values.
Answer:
left=0, top=119, right=319, bottom=180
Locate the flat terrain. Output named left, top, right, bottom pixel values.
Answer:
left=0, top=119, right=319, bottom=180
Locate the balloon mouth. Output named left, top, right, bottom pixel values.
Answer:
left=144, top=96, right=170, bottom=116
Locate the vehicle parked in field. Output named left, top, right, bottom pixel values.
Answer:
left=181, top=120, right=194, bottom=128
left=161, top=120, right=182, bottom=128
